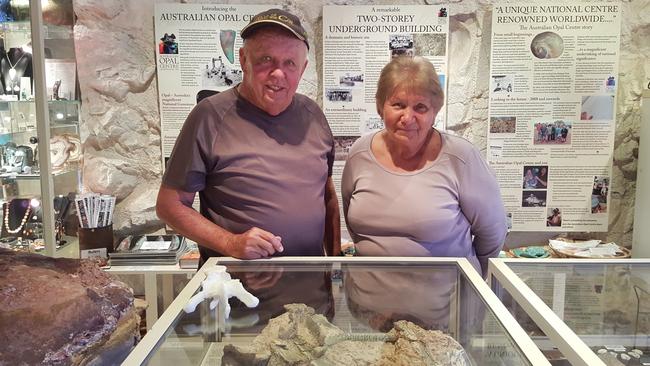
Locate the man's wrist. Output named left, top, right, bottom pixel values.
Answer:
left=220, top=232, right=238, bottom=257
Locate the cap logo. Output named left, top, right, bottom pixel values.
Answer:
left=254, top=13, right=293, bottom=25
left=241, top=8, right=309, bottom=49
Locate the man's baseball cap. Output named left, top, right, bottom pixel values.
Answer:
left=240, top=8, right=309, bottom=50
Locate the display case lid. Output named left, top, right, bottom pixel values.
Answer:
left=125, top=256, right=550, bottom=365
left=489, top=258, right=650, bottom=366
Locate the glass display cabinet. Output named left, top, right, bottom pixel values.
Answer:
left=124, top=257, right=551, bottom=365
left=0, top=0, right=81, bottom=257
left=489, top=258, right=650, bottom=366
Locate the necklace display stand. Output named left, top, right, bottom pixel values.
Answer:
left=0, top=47, right=33, bottom=100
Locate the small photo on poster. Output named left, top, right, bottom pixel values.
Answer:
left=522, top=165, right=548, bottom=190
left=604, top=75, right=616, bottom=93
left=389, top=34, right=414, bottom=58
left=489, top=140, right=504, bottom=160
left=338, top=72, right=364, bottom=88
left=591, top=176, right=609, bottom=214
left=201, top=56, right=242, bottom=87
left=489, top=116, right=516, bottom=134
left=334, top=136, right=358, bottom=161
left=360, top=116, right=384, bottom=135
left=158, top=33, right=178, bottom=54
left=533, top=121, right=572, bottom=145
left=413, top=33, right=447, bottom=57
left=325, top=88, right=352, bottom=102
left=546, top=207, right=562, bottom=227
left=530, top=31, right=564, bottom=59
left=581, top=95, right=615, bottom=120
left=522, top=190, right=547, bottom=207
left=491, top=75, right=513, bottom=93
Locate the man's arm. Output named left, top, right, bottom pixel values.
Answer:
left=323, top=177, right=341, bottom=256
left=156, top=184, right=282, bottom=259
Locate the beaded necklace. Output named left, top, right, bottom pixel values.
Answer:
left=3, top=201, right=31, bottom=234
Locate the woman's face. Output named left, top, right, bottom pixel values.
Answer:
left=381, top=86, right=440, bottom=151
left=526, top=169, right=533, bottom=178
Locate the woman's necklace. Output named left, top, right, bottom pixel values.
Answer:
left=4, top=201, right=31, bottom=235
left=6, top=52, right=26, bottom=81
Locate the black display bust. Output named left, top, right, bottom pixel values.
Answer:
left=0, top=47, right=33, bottom=99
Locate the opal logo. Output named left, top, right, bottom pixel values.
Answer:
left=158, top=55, right=179, bottom=70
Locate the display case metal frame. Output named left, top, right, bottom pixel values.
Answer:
left=124, top=256, right=551, bottom=365
left=488, top=258, right=650, bottom=366
left=29, top=0, right=57, bottom=256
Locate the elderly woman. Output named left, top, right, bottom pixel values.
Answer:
left=341, top=56, right=507, bottom=276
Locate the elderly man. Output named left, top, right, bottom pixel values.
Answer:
left=157, top=9, right=340, bottom=263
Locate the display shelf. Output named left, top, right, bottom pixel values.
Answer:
left=489, top=258, right=650, bottom=366
left=124, top=257, right=552, bottom=365
left=1, top=167, right=80, bottom=179
left=0, top=0, right=81, bottom=257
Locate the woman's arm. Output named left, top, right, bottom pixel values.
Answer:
left=458, top=149, right=508, bottom=277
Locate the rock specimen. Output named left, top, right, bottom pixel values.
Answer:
left=222, top=303, right=470, bottom=366
left=0, top=248, right=140, bottom=365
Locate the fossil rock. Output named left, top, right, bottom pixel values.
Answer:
left=222, top=303, right=469, bottom=366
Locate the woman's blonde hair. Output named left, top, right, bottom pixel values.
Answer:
left=375, top=56, right=444, bottom=117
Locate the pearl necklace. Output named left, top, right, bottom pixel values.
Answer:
left=4, top=201, right=31, bottom=234
left=6, top=52, right=26, bottom=81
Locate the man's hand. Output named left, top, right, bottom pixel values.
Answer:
left=243, top=267, right=284, bottom=290
left=225, top=227, right=283, bottom=259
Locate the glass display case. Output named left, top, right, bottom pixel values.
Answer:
left=489, top=258, right=650, bottom=366
left=0, top=0, right=81, bottom=257
left=124, top=257, right=551, bottom=365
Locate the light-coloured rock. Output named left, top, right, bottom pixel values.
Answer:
left=222, top=303, right=469, bottom=366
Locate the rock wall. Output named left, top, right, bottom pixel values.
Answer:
left=72, top=0, right=649, bottom=247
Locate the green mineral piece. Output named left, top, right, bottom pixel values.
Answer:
left=220, top=30, right=236, bottom=64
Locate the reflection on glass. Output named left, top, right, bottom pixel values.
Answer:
left=145, top=262, right=532, bottom=365
left=503, top=263, right=650, bottom=364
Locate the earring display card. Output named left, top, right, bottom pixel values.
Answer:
left=19, top=76, right=31, bottom=101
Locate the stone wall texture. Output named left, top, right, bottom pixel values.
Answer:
left=72, top=0, right=650, bottom=247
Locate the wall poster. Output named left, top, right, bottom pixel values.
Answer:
left=322, top=5, right=450, bottom=236
left=487, top=3, right=621, bottom=232
left=154, top=3, right=268, bottom=169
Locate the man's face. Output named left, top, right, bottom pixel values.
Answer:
left=239, top=28, right=308, bottom=116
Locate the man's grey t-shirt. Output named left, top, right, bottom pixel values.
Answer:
left=163, top=87, right=335, bottom=257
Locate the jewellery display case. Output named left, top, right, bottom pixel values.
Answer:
left=124, top=257, right=551, bottom=365
left=489, top=258, right=650, bottom=366
left=0, top=1, right=81, bottom=257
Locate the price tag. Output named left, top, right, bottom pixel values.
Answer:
left=81, top=248, right=107, bottom=259
left=140, top=241, right=171, bottom=250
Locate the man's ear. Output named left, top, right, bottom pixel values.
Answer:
left=299, top=58, right=309, bottom=77
left=239, top=47, right=246, bottom=66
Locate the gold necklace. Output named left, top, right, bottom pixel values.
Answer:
left=6, top=52, right=26, bottom=81
left=4, top=201, right=31, bottom=234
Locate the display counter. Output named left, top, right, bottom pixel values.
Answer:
left=489, top=258, right=650, bottom=366
left=123, top=256, right=550, bottom=365
left=105, top=264, right=196, bottom=329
